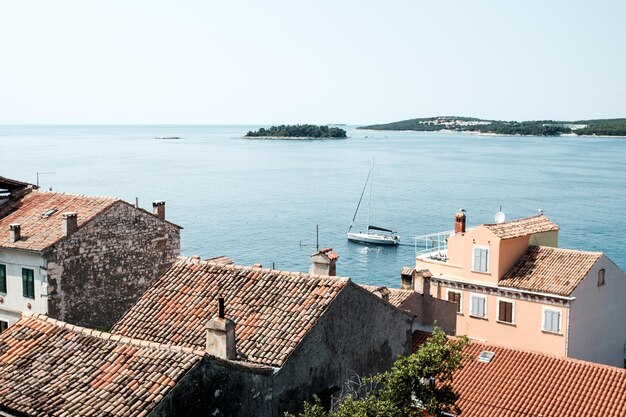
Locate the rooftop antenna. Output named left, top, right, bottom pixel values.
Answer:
left=316, top=224, right=319, bottom=252
left=36, top=172, right=56, bottom=187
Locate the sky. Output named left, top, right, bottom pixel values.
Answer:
left=0, top=0, right=625, bottom=124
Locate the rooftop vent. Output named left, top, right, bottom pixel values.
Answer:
left=477, top=350, right=496, bottom=363
left=41, top=208, right=57, bottom=218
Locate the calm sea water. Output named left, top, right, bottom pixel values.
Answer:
left=1, top=125, right=625, bottom=287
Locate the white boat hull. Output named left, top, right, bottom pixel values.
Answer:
left=347, top=232, right=399, bottom=246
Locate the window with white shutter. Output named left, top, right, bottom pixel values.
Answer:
left=472, top=246, right=489, bottom=273
left=470, top=294, right=487, bottom=318
left=542, top=308, right=561, bottom=333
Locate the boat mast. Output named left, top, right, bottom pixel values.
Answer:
left=367, top=158, right=373, bottom=228
left=348, top=163, right=372, bottom=233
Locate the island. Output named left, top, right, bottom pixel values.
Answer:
left=358, top=116, right=626, bottom=137
left=245, top=124, right=347, bottom=139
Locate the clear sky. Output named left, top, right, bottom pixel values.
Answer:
left=1, top=0, right=624, bottom=124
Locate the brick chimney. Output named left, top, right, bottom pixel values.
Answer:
left=205, top=297, right=236, bottom=360
left=371, top=286, right=391, bottom=301
left=62, top=212, right=78, bottom=237
left=309, top=248, right=339, bottom=276
left=9, top=224, right=21, bottom=242
left=454, top=209, right=466, bottom=234
left=152, top=200, right=165, bottom=221
left=401, top=267, right=416, bottom=290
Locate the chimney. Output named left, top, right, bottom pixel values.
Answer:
left=454, top=209, right=466, bottom=234
left=401, top=267, right=415, bottom=290
left=309, top=248, right=339, bottom=276
left=152, top=200, right=165, bottom=221
left=401, top=268, right=432, bottom=296
left=205, top=297, right=236, bottom=360
left=62, top=212, right=78, bottom=237
left=9, top=224, right=21, bottom=242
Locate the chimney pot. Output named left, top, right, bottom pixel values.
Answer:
left=152, top=200, right=165, bottom=221
left=9, top=224, right=21, bottom=242
left=62, top=212, right=78, bottom=237
left=454, top=209, right=466, bottom=234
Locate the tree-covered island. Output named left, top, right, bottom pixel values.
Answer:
left=359, top=116, right=626, bottom=136
left=245, top=124, right=347, bottom=139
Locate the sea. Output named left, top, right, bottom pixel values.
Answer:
left=1, top=125, right=625, bottom=287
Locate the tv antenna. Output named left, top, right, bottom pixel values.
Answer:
left=36, top=172, right=56, bottom=187
left=494, top=205, right=506, bottom=224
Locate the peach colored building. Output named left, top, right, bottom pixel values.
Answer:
left=414, top=211, right=626, bottom=368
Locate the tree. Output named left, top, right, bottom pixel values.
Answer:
left=287, top=327, right=470, bottom=417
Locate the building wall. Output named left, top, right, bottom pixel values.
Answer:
left=435, top=284, right=569, bottom=357
left=568, top=256, right=626, bottom=367
left=151, top=356, right=273, bottom=417
left=0, top=249, right=47, bottom=327
left=272, top=283, right=412, bottom=417
left=46, top=202, right=180, bottom=329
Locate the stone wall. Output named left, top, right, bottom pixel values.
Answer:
left=272, top=282, right=413, bottom=416
left=151, top=356, right=273, bottom=417
left=46, top=201, right=180, bottom=328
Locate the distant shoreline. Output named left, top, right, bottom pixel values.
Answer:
left=358, top=128, right=626, bottom=139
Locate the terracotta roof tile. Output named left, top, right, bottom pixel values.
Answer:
left=112, top=257, right=349, bottom=367
left=412, top=331, right=626, bottom=417
left=361, top=285, right=415, bottom=309
left=0, top=314, right=201, bottom=417
left=499, top=246, right=602, bottom=296
left=0, top=191, right=118, bottom=251
left=483, top=213, right=559, bottom=239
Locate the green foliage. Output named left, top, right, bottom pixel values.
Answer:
left=359, top=116, right=626, bottom=136
left=286, top=328, right=471, bottom=417
left=246, top=124, right=347, bottom=138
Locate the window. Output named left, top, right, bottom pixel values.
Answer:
left=598, top=269, right=605, bottom=287
left=0, top=264, right=6, bottom=294
left=447, top=290, right=462, bottom=313
left=470, top=294, right=487, bottom=318
left=473, top=246, right=489, bottom=273
left=22, top=268, right=34, bottom=299
left=0, top=321, right=7, bottom=333
left=542, top=307, right=561, bottom=334
left=497, top=299, right=514, bottom=324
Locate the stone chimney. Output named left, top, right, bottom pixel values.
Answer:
left=309, top=248, right=339, bottom=276
left=205, top=297, right=236, bottom=360
left=401, top=268, right=432, bottom=296
left=62, top=212, right=78, bottom=237
left=9, top=224, right=21, bottom=242
left=454, top=209, right=466, bottom=234
left=152, top=200, right=165, bottom=221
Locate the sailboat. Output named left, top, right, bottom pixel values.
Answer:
left=347, top=160, right=400, bottom=246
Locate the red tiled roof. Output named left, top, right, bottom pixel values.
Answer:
left=0, top=191, right=118, bottom=251
left=412, top=331, right=626, bottom=417
left=0, top=314, right=201, bottom=417
left=483, top=213, right=559, bottom=239
left=499, top=246, right=602, bottom=296
left=112, top=257, right=349, bottom=367
left=361, top=284, right=415, bottom=309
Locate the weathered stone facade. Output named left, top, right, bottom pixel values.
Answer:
left=45, top=201, right=180, bottom=328
left=272, top=283, right=413, bottom=416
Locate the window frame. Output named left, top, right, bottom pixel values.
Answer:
left=597, top=268, right=605, bottom=287
left=446, top=289, right=463, bottom=314
left=0, top=264, right=6, bottom=294
left=496, top=298, right=515, bottom=324
left=469, top=293, right=487, bottom=319
left=22, top=268, right=35, bottom=299
left=542, top=306, right=562, bottom=334
left=472, top=245, right=490, bottom=273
